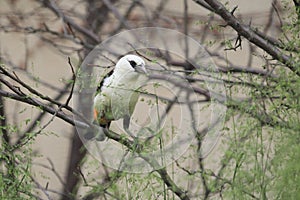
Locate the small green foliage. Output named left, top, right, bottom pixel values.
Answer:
left=0, top=143, right=34, bottom=199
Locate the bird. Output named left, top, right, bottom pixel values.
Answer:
left=88, top=54, right=148, bottom=140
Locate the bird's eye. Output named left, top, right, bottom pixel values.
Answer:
left=128, top=60, right=137, bottom=68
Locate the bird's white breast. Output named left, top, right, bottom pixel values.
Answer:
left=94, top=71, right=146, bottom=121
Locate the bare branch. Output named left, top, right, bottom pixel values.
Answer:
left=195, top=0, right=299, bottom=76
left=37, top=0, right=100, bottom=44
left=65, top=57, right=76, bottom=107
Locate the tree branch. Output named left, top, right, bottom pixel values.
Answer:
left=195, top=0, right=299, bottom=76
left=37, top=0, right=100, bottom=44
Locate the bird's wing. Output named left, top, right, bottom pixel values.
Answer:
left=93, top=67, right=115, bottom=127
left=95, top=68, right=114, bottom=95
left=93, top=91, right=114, bottom=126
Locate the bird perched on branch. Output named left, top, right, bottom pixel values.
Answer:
left=87, top=54, right=148, bottom=140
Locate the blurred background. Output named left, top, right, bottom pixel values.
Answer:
left=1, top=0, right=299, bottom=199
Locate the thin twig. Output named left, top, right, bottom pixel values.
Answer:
left=65, top=57, right=76, bottom=107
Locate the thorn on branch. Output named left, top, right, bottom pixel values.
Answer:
left=219, top=6, right=238, bottom=29
left=231, top=6, right=238, bottom=16
left=225, top=34, right=242, bottom=51
left=235, top=34, right=242, bottom=49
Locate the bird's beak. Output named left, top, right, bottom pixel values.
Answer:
left=135, top=65, right=148, bottom=74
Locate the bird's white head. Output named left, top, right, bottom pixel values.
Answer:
left=115, top=54, right=147, bottom=74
